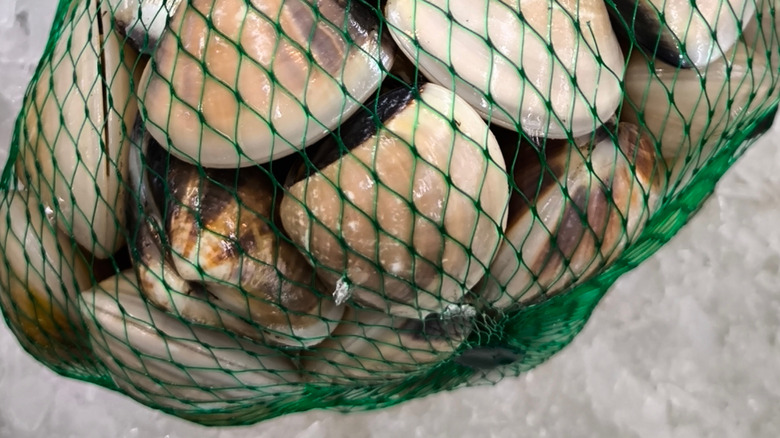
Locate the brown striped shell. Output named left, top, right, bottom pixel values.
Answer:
left=127, top=123, right=344, bottom=348
left=475, top=120, right=667, bottom=310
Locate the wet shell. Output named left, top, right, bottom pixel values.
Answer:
left=621, top=7, right=779, bottom=193
left=108, top=0, right=184, bottom=54
left=80, top=271, right=301, bottom=412
left=476, top=121, right=667, bottom=310
left=127, top=121, right=344, bottom=347
left=16, top=0, right=141, bottom=258
left=0, top=190, right=92, bottom=367
left=280, top=83, right=510, bottom=319
left=303, top=305, right=471, bottom=384
left=138, top=0, right=395, bottom=168
left=384, top=0, right=624, bottom=139
left=610, top=0, right=756, bottom=68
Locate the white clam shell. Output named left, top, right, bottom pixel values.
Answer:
left=384, top=0, right=625, bottom=139
left=612, top=0, right=757, bottom=68
left=16, top=0, right=141, bottom=258
left=80, top=271, right=301, bottom=412
left=303, top=305, right=471, bottom=384
left=108, top=0, right=184, bottom=54
left=478, top=122, right=667, bottom=310
left=280, top=83, right=510, bottom=319
left=0, top=190, right=92, bottom=365
left=139, top=0, right=394, bottom=168
left=621, top=3, right=779, bottom=194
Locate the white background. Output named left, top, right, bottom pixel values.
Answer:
left=1, top=1, right=780, bottom=437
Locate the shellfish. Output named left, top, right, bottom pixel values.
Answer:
left=476, top=121, right=667, bottom=310
left=108, top=0, right=184, bottom=54
left=127, top=120, right=344, bottom=347
left=138, top=0, right=395, bottom=168
left=16, top=0, right=141, bottom=258
left=303, top=305, right=471, bottom=384
left=80, top=271, right=301, bottom=411
left=384, top=0, right=625, bottom=139
left=280, top=83, right=511, bottom=319
left=610, top=0, right=757, bottom=68
left=0, top=190, right=92, bottom=367
left=621, top=6, right=779, bottom=193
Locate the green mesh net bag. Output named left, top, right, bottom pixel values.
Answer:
left=1, top=0, right=778, bottom=426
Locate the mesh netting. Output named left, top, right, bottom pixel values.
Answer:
left=1, top=0, right=778, bottom=426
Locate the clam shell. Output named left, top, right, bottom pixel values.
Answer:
left=384, top=0, right=624, bottom=139
left=138, top=0, right=394, bottom=168
left=0, top=190, right=92, bottom=366
left=127, top=121, right=344, bottom=347
left=611, top=0, right=756, bottom=68
left=477, top=121, right=667, bottom=310
left=15, top=0, right=141, bottom=259
left=280, top=83, right=510, bottom=319
left=108, top=0, right=184, bottom=54
left=80, top=271, right=301, bottom=411
left=621, top=5, right=779, bottom=193
left=303, top=305, right=471, bottom=384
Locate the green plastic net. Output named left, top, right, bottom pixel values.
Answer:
left=1, top=0, right=778, bottom=426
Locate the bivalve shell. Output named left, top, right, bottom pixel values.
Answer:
left=80, top=271, right=302, bottom=412
left=16, top=0, right=141, bottom=258
left=280, top=83, right=510, bottom=319
left=139, top=0, right=395, bottom=168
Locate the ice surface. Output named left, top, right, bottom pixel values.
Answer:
left=2, top=1, right=780, bottom=437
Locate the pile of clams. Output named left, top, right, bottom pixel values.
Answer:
left=0, top=0, right=776, bottom=413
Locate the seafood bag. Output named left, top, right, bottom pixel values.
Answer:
left=0, top=0, right=778, bottom=426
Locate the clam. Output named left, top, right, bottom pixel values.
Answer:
left=280, top=83, right=511, bottom=319
left=384, top=0, right=625, bottom=139
left=475, top=121, right=667, bottom=310
left=621, top=6, right=779, bottom=193
left=80, top=271, right=301, bottom=411
left=610, top=0, right=756, bottom=69
left=108, top=0, right=184, bottom=54
left=127, top=121, right=344, bottom=347
left=15, top=0, right=141, bottom=258
left=138, top=0, right=395, bottom=168
left=0, top=190, right=92, bottom=366
left=303, top=305, right=471, bottom=384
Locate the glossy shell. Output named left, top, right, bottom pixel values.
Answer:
left=621, top=8, right=778, bottom=193
left=611, top=0, right=756, bottom=68
left=280, top=83, right=510, bottom=319
left=80, top=271, right=301, bottom=412
left=139, top=0, right=395, bottom=168
left=109, top=0, right=184, bottom=54
left=127, top=122, right=344, bottom=347
left=385, top=0, right=624, bottom=139
left=476, top=121, right=667, bottom=310
left=303, top=305, right=471, bottom=384
left=0, top=190, right=92, bottom=367
left=15, top=0, right=141, bottom=258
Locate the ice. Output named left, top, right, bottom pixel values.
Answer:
left=2, top=0, right=780, bottom=436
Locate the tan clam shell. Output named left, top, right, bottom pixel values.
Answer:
left=280, top=83, right=510, bottom=319
left=303, top=305, right=471, bottom=384
left=139, top=0, right=394, bottom=168
left=15, top=0, right=141, bottom=258
left=127, top=123, right=344, bottom=347
left=621, top=3, right=779, bottom=193
left=476, top=121, right=667, bottom=310
left=0, top=190, right=92, bottom=366
left=384, top=0, right=624, bottom=139
left=80, top=271, right=301, bottom=412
